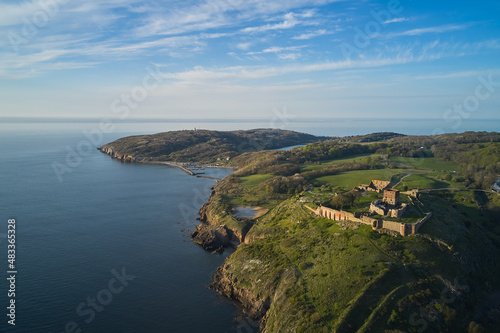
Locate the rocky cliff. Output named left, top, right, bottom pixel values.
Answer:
left=192, top=185, right=253, bottom=252
left=211, top=260, right=271, bottom=321
left=99, top=146, right=137, bottom=163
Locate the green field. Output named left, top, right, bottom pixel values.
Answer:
left=394, top=174, right=451, bottom=190
left=301, top=154, right=379, bottom=171
left=239, top=173, right=274, bottom=190
left=314, top=168, right=403, bottom=189
left=388, top=156, right=458, bottom=171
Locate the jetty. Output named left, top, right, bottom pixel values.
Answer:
left=149, top=161, right=196, bottom=176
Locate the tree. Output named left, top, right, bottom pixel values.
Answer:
left=467, top=321, right=484, bottom=333
left=330, top=192, right=355, bottom=210
left=344, top=190, right=361, bottom=207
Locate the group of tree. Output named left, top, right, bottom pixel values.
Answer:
left=329, top=190, right=362, bottom=210
left=383, top=132, right=500, bottom=190
left=261, top=175, right=309, bottom=195
left=282, top=141, right=386, bottom=164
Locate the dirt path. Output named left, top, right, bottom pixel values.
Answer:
left=392, top=173, right=412, bottom=188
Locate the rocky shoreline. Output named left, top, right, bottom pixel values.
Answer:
left=191, top=183, right=268, bottom=330
left=210, top=261, right=271, bottom=324
left=99, top=146, right=268, bottom=329
left=191, top=188, right=246, bottom=253
left=98, top=146, right=231, bottom=179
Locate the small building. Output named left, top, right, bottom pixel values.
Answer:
left=369, top=180, right=391, bottom=192
left=357, top=180, right=391, bottom=193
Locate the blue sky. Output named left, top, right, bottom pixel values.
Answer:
left=1, top=0, right=499, bottom=122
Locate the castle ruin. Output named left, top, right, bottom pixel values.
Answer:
left=305, top=180, right=429, bottom=236
left=357, top=180, right=391, bottom=193
left=306, top=205, right=431, bottom=237
left=370, top=189, right=407, bottom=218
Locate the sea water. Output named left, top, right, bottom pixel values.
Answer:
left=0, top=125, right=239, bottom=333
left=0, top=119, right=497, bottom=332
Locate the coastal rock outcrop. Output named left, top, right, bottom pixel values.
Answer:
left=195, top=187, right=252, bottom=247
left=191, top=224, right=231, bottom=254
left=99, top=147, right=136, bottom=163
left=211, top=260, right=271, bottom=321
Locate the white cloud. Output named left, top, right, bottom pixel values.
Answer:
left=292, top=29, right=332, bottom=40
left=0, top=1, right=40, bottom=27
left=278, top=53, right=301, bottom=60
left=159, top=39, right=500, bottom=85
left=241, top=12, right=300, bottom=33
left=248, top=45, right=305, bottom=55
left=236, top=42, right=253, bottom=51
left=161, top=58, right=403, bottom=84
left=383, top=17, right=408, bottom=24
left=385, top=24, right=469, bottom=38
left=134, top=0, right=339, bottom=37
left=0, top=49, right=100, bottom=78
left=414, top=69, right=500, bottom=80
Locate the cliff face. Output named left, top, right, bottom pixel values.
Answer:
left=191, top=224, right=231, bottom=253
left=209, top=244, right=327, bottom=333
left=99, top=147, right=136, bottom=163
left=192, top=184, right=253, bottom=252
left=211, top=260, right=271, bottom=320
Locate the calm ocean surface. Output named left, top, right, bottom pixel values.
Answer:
left=0, top=125, right=239, bottom=333
left=0, top=119, right=497, bottom=332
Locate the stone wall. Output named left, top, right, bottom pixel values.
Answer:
left=388, top=203, right=407, bottom=219
left=316, top=206, right=356, bottom=221
left=379, top=220, right=405, bottom=234
left=369, top=201, right=386, bottom=216
left=402, top=189, right=420, bottom=198
left=308, top=205, right=432, bottom=237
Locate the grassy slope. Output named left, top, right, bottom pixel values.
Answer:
left=313, top=168, right=415, bottom=188
left=388, top=156, right=458, bottom=171
left=222, top=190, right=500, bottom=332
left=208, top=138, right=500, bottom=332
left=239, top=174, right=275, bottom=190
left=300, top=154, right=380, bottom=172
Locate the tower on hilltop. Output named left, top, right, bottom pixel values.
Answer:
left=383, top=189, right=400, bottom=206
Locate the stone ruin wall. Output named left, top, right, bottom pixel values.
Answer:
left=309, top=205, right=432, bottom=237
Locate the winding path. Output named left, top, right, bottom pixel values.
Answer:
left=391, top=173, right=412, bottom=188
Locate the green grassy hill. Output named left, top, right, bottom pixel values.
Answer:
left=199, top=131, right=500, bottom=332
left=102, top=129, right=500, bottom=332
left=99, top=128, right=321, bottom=163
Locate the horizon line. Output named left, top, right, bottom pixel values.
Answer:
left=1, top=116, right=500, bottom=124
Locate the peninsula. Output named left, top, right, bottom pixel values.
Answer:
left=100, top=129, right=500, bottom=332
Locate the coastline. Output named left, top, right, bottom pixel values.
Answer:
left=98, top=146, right=233, bottom=179
left=95, top=132, right=500, bottom=333
left=99, top=145, right=251, bottom=329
